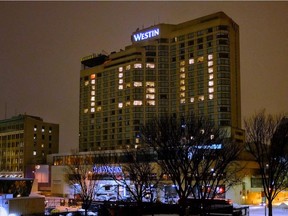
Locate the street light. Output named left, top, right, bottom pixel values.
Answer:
left=264, top=163, right=269, bottom=216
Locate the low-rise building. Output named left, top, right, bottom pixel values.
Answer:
left=0, top=114, right=59, bottom=190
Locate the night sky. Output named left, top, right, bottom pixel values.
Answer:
left=0, top=1, right=287, bottom=152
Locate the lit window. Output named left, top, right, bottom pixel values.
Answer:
left=33, top=151, right=37, bottom=156
left=189, top=59, right=195, bottom=64
left=180, top=67, right=185, bottom=72
left=208, top=87, right=214, bottom=93
left=208, top=81, right=214, bottom=86
left=34, top=126, right=37, bottom=132
left=41, top=144, right=44, bottom=148
left=119, top=67, right=123, bottom=72
left=118, top=85, right=123, bottom=90
left=197, top=56, right=204, bottom=63
left=126, top=101, right=131, bottom=106
left=180, top=73, right=185, bottom=79
left=136, top=138, right=140, bottom=143
left=198, top=95, right=204, bottom=101
left=118, top=73, right=123, bottom=78
left=118, top=103, right=123, bottom=108
left=146, top=88, right=155, bottom=93
left=91, top=86, right=95, bottom=90
left=126, top=65, right=131, bottom=70
left=209, top=94, right=214, bottom=100
left=134, top=82, right=142, bottom=87
left=133, top=100, right=143, bottom=106
left=146, top=63, right=155, bottom=68
left=85, top=81, right=89, bottom=86
left=42, top=127, right=45, bottom=133
left=84, top=108, right=88, bottom=113
left=180, top=61, right=185, bottom=66
left=126, top=83, right=131, bottom=88
left=97, top=106, right=101, bottom=111
left=91, top=91, right=95, bottom=96
left=180, top=92, right=185, bottom=98
left=190, top=97, right=195, bottom=103
left=91, top=96, right=95, bottom=101
left=91, top=108, right=95, bottom=113
left=91, top=102, right=95, bottom=107
left=146, top=94, right=155, bottom=99
left=91, top=80, right=95, bottom=84
left=90, top=74, right=96, bottom=79
left=180, top=80, right=185, bottom=85
left=180, top=99, right=186, bottom=104
left=146, top=82, right=155, bottom=87
left=147, top=100, right=155, bottom=106
left=208, top=68, right=213, bottom=73
left=180, top=86, right=185, bottom=91
left=208, top=61, right=213, bottom=67
left=134, top=63, right=142, bottom=68
left=119, top=79, right=123, bottom=84
left=208, top=54, right=213, bottom=60
left=209, top=74, right=214, bottom=80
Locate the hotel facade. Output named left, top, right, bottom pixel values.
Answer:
left=50, top=12, right=288, bottom=205
left=79, top=11, right=242, bottom=152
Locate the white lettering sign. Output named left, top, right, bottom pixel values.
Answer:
left=133, top=28, right=160, bottom=42
left=92, top=165, right=122, bottom=174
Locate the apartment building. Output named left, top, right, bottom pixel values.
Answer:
left=79, top=11, right=242, bottom=152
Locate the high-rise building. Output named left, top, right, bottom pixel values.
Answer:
left=79, top=11, right=242, bottom=152
left=0, top=114, right=59, bottom=177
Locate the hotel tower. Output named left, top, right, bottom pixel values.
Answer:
left=79, top=12, right=242, bottom=152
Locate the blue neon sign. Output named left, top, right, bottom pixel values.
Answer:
left=133, top=28, right=160, bottom=42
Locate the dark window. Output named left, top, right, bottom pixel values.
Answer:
left=197, top=38, right=203, bottom=44
left=206, top=35, right=213, bottom=41
left=188, top=40, right=194, bottom=46
left=218, top=53, right=229, bottom=58
left=146, top=52, right=156, bottom=56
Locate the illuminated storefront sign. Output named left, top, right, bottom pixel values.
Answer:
left=92, top=165, right=122, bottom=174
left=195, top=144, right=222, bottom=149
left=133, top=28, right=160, bottom=42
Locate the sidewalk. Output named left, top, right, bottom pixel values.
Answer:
left=250, top=205, right=288, bottom=216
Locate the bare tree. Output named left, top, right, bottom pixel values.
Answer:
left=64, top=155, right=98, bottom=216
left=141, top=114, right=243, bottom=215
left=107, top=149, right=160, bottom=215
left=244, top=110, right=288, bottom=216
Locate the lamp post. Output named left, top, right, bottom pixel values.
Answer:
left=264, top=163, right=269, bottom=216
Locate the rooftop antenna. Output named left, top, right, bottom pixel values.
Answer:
left=4, top=102, right=7, bottom=119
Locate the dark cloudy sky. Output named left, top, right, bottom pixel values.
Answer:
left=0, top=1, right=287, bottom=152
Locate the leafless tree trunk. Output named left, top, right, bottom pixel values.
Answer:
left=244, top=110, right=288, bottom=216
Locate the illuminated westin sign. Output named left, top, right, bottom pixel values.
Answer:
left=133, top=28, right=160, bottom=42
